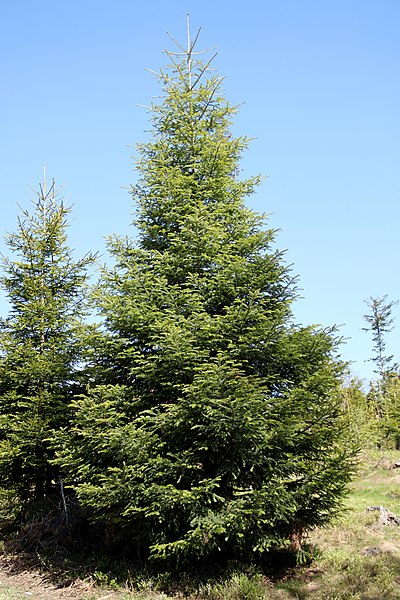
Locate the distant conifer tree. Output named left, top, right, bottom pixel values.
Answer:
left=363, top=295, right=398, bottom=381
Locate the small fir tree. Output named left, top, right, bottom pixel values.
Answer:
left=57, top=29, right=355, bottom=564
left=363, top=295, right=398, bottom=428
left=363, top=295, right=398, bottom=381
left=0, top=178, right=94, bottom=506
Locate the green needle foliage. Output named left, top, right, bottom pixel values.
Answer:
left=363, top=295, right=398, bottom=381
left=0, top=179, right=94, bottom=507
left=57, top=32, right=355, bottom=565
left=362, top=296, right=400, bottom=446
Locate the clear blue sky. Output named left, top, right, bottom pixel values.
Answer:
left=1, top=1, right=399, bottom=382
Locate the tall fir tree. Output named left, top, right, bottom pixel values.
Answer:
left=0, top=178, right=94, bottom=507
left=57, top=29, right=355, bottom=564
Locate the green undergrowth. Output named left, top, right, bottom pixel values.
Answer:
left=2, top=450, right=400, bottom=599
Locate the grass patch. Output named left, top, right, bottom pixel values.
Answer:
left=0, top=585, right=27, bottom=600
left=2, top=450, right=400, bottom=599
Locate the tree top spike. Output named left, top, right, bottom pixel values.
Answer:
left=163, top=17, right=217, bottom=89
left=43, top=164, right=47, bottom=197
left=186, top=14, right=190, bottom=54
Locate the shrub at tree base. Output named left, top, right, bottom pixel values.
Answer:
left=54, top=34, right=356, bottom=565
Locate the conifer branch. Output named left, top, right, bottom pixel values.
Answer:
left=145, top=67, right=164, bottom=80
left=189, top=53, right=218, bottom=90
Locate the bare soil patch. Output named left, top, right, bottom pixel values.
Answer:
left=0, top=555, right=92, bottom=599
